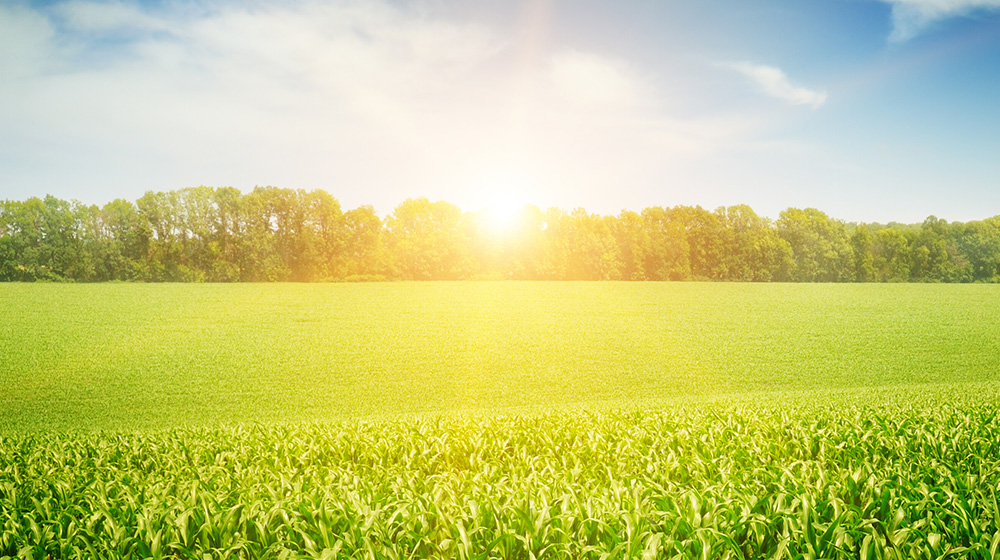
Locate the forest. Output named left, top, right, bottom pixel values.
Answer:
left=2, top=186, right=998, bottom=283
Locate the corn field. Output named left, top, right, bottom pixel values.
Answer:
left=4, top=397, right=1000, bottom=559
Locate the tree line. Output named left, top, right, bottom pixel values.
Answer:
left=2, top=186, right=999, bottom=283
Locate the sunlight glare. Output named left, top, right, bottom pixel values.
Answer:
left=475, top=174, right=531, bottom=234
left=482, top=192, right=524, bottom=233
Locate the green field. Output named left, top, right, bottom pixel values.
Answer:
left=4, top=283, right=1000, bottom=558
left=4, top=282, right=1000, bottom=431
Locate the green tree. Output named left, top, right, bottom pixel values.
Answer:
left=343, top=205, right=389, bottom=279
left=0, top=196, right=92, bottom=281
left=137, top=189, right=195, bottom=281
left=90, top=198, right=151, bottom=281
left=777, top=208, right=853, bottom=282
left=872, top=228, right=911, bottom=282
left=237, top=187, right=288, bottom=281
left=386, top=198, right=473, bottom=280
left=850, top=225, right=877, bottom=282
left=300, top=189, right=346, bottom=281
left=640, top=207, right=690, bottom=281
left=237, top=187, right=347, bottom=281
left=908, top=216, right=968, bottom=282
left=956, top=217, right=1000, bottom=282
left=669, top=206, right=727, bottom=280
left=562, top=208, right=622, bottom=280
left=715, top=205, right=793, bottom=281
left=204, top=186, right=244, bottom=282
left=611, top=210, right=649, bottom=280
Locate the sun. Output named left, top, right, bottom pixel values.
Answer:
left=482, top=192, right=524, bottom=232
left=473, top=172, right=532, bottom=234
left=474, top=173, right=531, bottom=236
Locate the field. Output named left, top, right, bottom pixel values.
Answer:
left=3, top=282, right=1000, bottom=558
left=4, top=282, right=1000, bottom=431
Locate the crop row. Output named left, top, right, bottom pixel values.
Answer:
left=3, top=399, right=1000, bottom=559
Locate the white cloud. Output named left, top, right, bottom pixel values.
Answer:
left=727, top=62, right=827, bottom=109
left=0, top=0, right=786, bottom=215
left=51, top=0, right=172, bottom=34
left=0, top=2, right=509, bottom=198
left=0, top=4, right=58, bottom=78
left=548, top=51, right=645, bottom=110
left=880, top=0, right=1000, bottom=41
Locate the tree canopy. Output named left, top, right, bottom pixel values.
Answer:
left=0, top=187, right=991, bottom=282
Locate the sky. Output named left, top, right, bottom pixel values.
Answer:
left=2, top=0, right=1000, bottom=223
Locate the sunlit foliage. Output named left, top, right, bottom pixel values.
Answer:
left=1, top=188, right=993, bottom=282
left=3, top=392, right=1000, bottom=559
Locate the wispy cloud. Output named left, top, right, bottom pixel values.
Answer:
left=0, top=0, right=792, bottom=215
left=879, top=0, right=1000, bottom=41
left=548, top=51, right=646, bottom=110
left=727, top=62, right=827, bottom=109
left=49, top=0, right=173, bottom=34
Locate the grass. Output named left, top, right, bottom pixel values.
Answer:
left=3, top=282, right=1000, bottom=431
left=4, top=282, right=1000, bottom=558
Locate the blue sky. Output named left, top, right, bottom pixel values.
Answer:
left=2, top=0, right=1000, bottom=223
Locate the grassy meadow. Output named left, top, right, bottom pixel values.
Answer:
left=4, top=282, right=1000, bottom=558
left=3, top=282, right=1000, bottom=431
